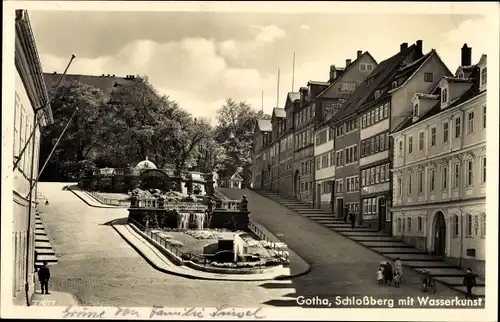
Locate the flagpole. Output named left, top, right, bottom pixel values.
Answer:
left=261, top=90, right=264, bottom=112
left=292, top=52, right=296, bottom=92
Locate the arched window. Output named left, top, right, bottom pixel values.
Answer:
left=466, top=214, right=473, bottom=237
left=453, top=215, right=459, bottom=237
left=407, top=218, right=412, bottom=232
left=396, top=218, right=402, bottom=232
left=481, top=67, right=487, bottom=85
left=399, top=140, right=403, bottom=157
left=418, top=216, right=423, bottom=232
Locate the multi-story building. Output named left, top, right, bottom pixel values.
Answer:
left=269, top=107, right=287, bottom=191
left=330, top=41, right=426, bottom=221
left=391, top=48, right=487, bottom=277
left=357, top=41, right=452, bottom=233
left=292, top=83, right=328, bottom=204
left=251, top=119, right=272, bottom=189
left=12, top=10, right=54, bottom=304
left=313, top=50, right=378, bottom=212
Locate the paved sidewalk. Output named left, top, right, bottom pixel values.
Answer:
left=30, top=291, right=79, bottom=307
left=112, top=223, right=309, bottom=281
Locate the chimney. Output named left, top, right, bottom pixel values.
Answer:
left=329, top=65, right=336, bottom=82
left=107, top=74, right=111, bottom=77
left=416, top=40, right=423, bottom=53
left=346, top=59, right=352, bottom=67
left=357, top=50, right=362, bottom=58
left=101, top=74, right=105, bottom=77
left=400, top=42, right=408, bottom=52
left=461, top=43, right=472, bottom=66
left=53, top=71, right=57, bottom=74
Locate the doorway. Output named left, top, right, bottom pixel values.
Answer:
left=336, top=198, right=344, bottom=219
left=316, top=184, right=322, bottom=209
left=293, top=170, right=300, bottom=200
left=434, top=211, right=446, bottom=256
left=378, top=197, right=386, bottom=231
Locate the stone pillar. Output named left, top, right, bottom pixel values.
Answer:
left=186, top=178, right=194, bottom=195
left=206, top=173, right=215, bottom=197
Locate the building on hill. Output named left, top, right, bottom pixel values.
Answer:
left=391, top=47, right=487, bottom=277
left=329, top=40, right=431, bottom=225
left=251, top=119, right=272, bottom=189
left=313, top=50, right=377, bottom=212
left=42, top=72, right=138, bottom=101
left=13, top=9, right=54, bottom=305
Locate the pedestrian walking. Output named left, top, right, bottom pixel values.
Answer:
left=348, top=212, right=356, bottom=229
left=377, top=267, right=384, bottom=285
left=384, top=261, right=394, bottom=286
left=394, top=257, right=404, bottom=282
left=394, top=271, right=401, bottom=287
left=463, top=268, right=476, bottom=299
left=37, top=261, right=51, bottom=295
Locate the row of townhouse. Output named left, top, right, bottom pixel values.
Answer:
left=252, top=40, right=487, bottom=276
left=252, top=50, right=377, bottom=204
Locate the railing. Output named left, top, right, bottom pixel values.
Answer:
left=219, top=200, right=242, bottom=210
left=131, top=197, right=208, bottom=211
left=248, top=221, right=289, bottom=263
left=86, top=189, right=127, bottom=206
left=128, top=218, right=207, bottom=265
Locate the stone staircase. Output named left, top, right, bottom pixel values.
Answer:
left=35, top=212, right=58, bottom=268
left=254, top=189, right=485, bottom=298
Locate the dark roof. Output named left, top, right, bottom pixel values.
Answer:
left=331, top=45, right=418, bottom=124
left=256, top=119, right=272, bottom=132
left=288, top=92, right=300, bottom=103
left=394, top=65, right=483, bottom=132
left=272, top=107, right=286, bottom=118
left=308, top=80, right=330, bottom=86
left=315, top=51, right=377, bottom=100
left=43, top=73, right=137, bottom=98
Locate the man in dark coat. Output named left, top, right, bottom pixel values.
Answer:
left=384, top=262, right=394, bottom=286
left=348, top=212, right=356, bottom=229
left=463, top=268, right=477, bottom=299
left=37, top=261, right=51, bottom=294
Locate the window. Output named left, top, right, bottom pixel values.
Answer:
left=380, top=134, right=385, bottom=150
left=345, top=145, right=358, bottom=164
left=417, top=171, right=424, bottom=194
left=481, top=157, right=486, bottom=183
left=430, top=169, right=435, bottom=191
left=467, top=111, right=474, bottom=134
left=371, top=110, right=375, bottom=124
left=408, top=136, right=413, bottom=154
left=413, top=103, right=419, bottom=117
left=360, top=64, right=366, bottom=71
left=397, top=178, right=402, bottom=196
left=367, top=64, right=373, bottom=71
left=375, top=166, right=380, bottom=183
left=442, top=166, right=448, bottom=190
left=328, top=127, right=334, bottom=140
left=453, top=163, right=460, bottom=188
left=418, top=132, right=424, bottom=150
left=418, top=217, right=423, bottom=232
left=316, top=156, right=321, bottom=169
left=466, top=160, right=473, bottom=186
left=322, top=154, right=329, bottom=169
left=396, top=218, right=402, bottom=232
left=430, top=127, right=436, bottom=146
left=375, top=90, right=380, bottom=99
left=454, top=117, right=461, bottom=138
left=361, top=170, right=366, bottom=186
left=407, top=218, right=412, bottom=232
left=366, top=113, right=371, bottom=126
left=441, top=88, right=448, bottom=103
left=392, top=81, right=397, bottom=89
left=381, top=165, right=385, bottom=182
left=466, top=214, right=472, bottom=237
left=424, top=73, right=433, bottom=82
left=383, top=103, right=389, bottom=118
left=481, top=214, right=486, bottom=237
left=370, top=167, right=375, bottom=184
left=453, top=215, right=459, bottom=237
left=443, top=121, right=449, bottom=143
left=362, top=114, right=367, bottom=128
left=335, top=150, right=343, bottom=167
left=399, top=140, right=403, bottom=156
left=407, top=173, right=412, bottom=195
left=363, top=199, right=368, bottom=214
left=482, top=105, right=486, bottom=128
left=375, top=107, right=380, bottom=122
left=481, top=67, right=487, bottom=85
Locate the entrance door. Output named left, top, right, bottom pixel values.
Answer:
left=434, top=212, right=446, bottom=256
left=378, top=197, right=386, bottom=231
left=336, top=198, right=344, bottom=218
left=316, top=184, right=322, bottom=209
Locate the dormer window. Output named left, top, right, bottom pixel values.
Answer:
left=413, top=103, right=419, bottom=117
left=441, top=88, right=448, bottom=103
left=481, top=67, right=487, bottom=85
left=374, top=90, right=380, bottom=99
left=458, top=71, right=465, bottom=79
left=392, top=81, right=398, bottom=89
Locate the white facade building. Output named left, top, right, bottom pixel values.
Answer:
left=314, top=124, right=335, bottom=212
left=391, top=52, right=487, bottom=277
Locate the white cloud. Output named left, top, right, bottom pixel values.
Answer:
left=300, top=24, right=311, bottom=31
left=251, top=25, right=287, bottom=43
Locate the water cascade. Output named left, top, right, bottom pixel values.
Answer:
left=193, top=213, right=206, bottom=230
left=178, top=213, right=190, bottom=229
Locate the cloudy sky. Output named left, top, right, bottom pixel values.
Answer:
left=28, top=7, right=491, bottom=122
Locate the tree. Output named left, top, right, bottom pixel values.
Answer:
left=39, top=81, right=108, bottom=181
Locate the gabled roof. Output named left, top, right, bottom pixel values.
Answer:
left=272, top=107, right=286, bottom=119
left=256, top=119, right=272, bottom=132
left=315, top=51, right=377, bottom=100
left=230, top=172, right=243, bottom=181
left=388, top=50, right=437, bottom=93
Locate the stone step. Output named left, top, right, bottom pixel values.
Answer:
left=335, top=229, right=384, bottom=234
left=35, top=260, right=57, bottom=268
left=404, top=261, right=455, bottom=268
left=350, top=236, right=399, bottom=242
left=36, top=254, right=58, bottom=262
left=384, top=253, right=443, bottom=261
left=35, top=231, right=47, bottom=236
left=35, top=241, right=53, bottom=249
left=453, top=286, right=485, bottom=297
left=35, top=235, right=50, bottom=242
left=35, top=224, right=44, bottom=228
left=414, top=267, right=472, bottom=276
left=371, top=247, right=427, bottom=254
left=359, top=241, right=412, bottom=247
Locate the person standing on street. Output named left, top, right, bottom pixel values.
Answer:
left=463, top=268, right=476, bottom=299
left=348, top=212, right=356, bottom=229
left=37, top=261, right=51, bottom=295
